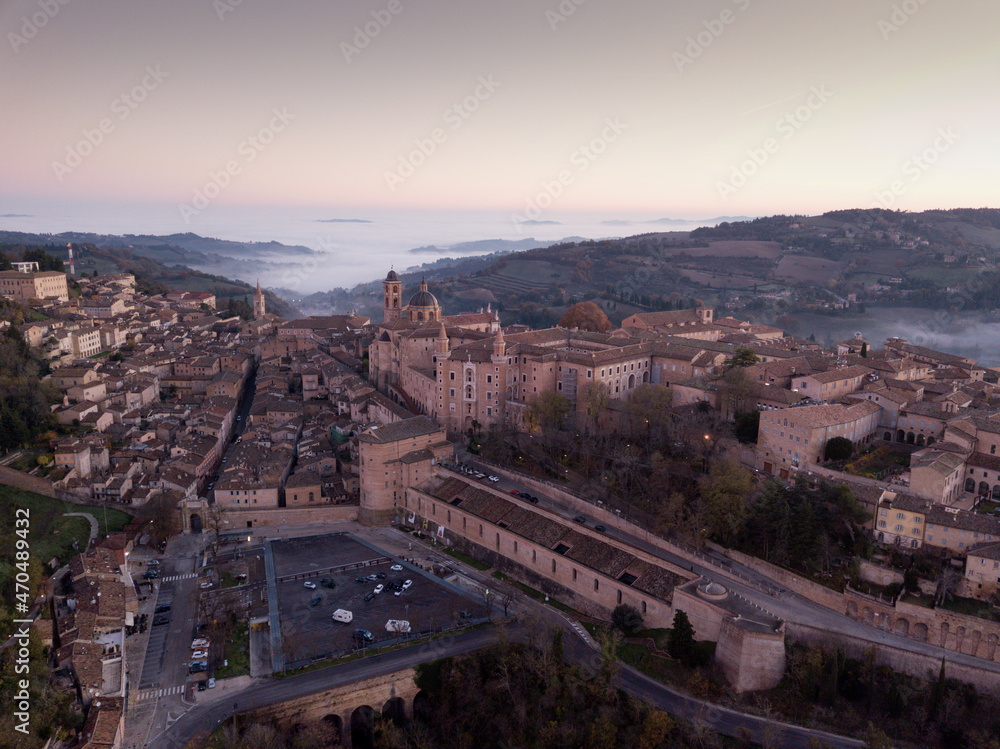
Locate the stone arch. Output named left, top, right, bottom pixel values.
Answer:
left=966, top=478, right=977, bottom=493
left=994, top=485, right=1000, bottom=500
left=906, top=432, right=915, bottom=444
left=896, top=429, right=905, bottom=442
left=642, top=371, right=649, bottom=383
left=916, top=434, right=926, bottom=446
left=979, top=482, right=990, bottom=497
left=927, top=436, right=936, bottom=445
left=967, top=630, right=982, bottom=656
left=893, top=617, right=909, bottom=637
left=627, top=373, right=635, bottom=389
left=912, top=622, right=928, bottom=642
left=412, top=690, right=432, bottom=725
left=190, top=513, right=203, bottom=534
left=883, top=432, right=892, bottom=441
left=382, top=697, right=407, bottom=726
left=940, top=621, right=950, bottom=648
left=321, top=714, right=344, bottom=745
left=862, top=606, right=874, bottom=625
left=987, top=633, right=998, bottom=661
left=847, top=600, right=859, bottom=617
left=956, top=626, right=967, bottom=651
left=350, top=705, right=375, bottom=749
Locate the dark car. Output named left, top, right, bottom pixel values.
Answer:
left=375, top=572, right=387, bottom=580
left=309, top=595, right=322, bottom=607
left=353, top=628, right=374, bottom=643
left=197, top=680, right=207, bottom=692
left=573, top=515, right=586, bottom=524
left=143, top=570, right=159, bottom=580
left=528, top=496, right=539, bottom=504
left=153, top=615, right=170, bottom=626
left=154, top=604, right=171, bottom=614
left=459, top=610, right=473, bottom=619
left=594, top=525, right=606, bottom=533
left=364, top=592, right=376, bottom=602
left=320, top=577, right=336, bottom=589
left=355, top=577, right=367, bottom=584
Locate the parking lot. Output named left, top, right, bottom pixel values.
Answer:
left=271, top=534, right=483, bottom=664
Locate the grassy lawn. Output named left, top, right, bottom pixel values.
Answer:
left=221, top=571, right=237, bottom=589
left=440, top=545, right=491, bottom=571
left=940, top=595, right=998, bottom=621
left=215, top=621, right=249, bottom=678
left=0, top=485, right=132, bottom=566
left=491, top=570, right=584, bottom=616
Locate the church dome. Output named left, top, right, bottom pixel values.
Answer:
left=408, top=289, right=439, bottom=308
left=385, top=269, right=399, bottom=282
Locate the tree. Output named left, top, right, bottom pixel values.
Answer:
left=525, top=391, right=572, bottom=434
left=724, top=347, right=760, bottom=371
left=860, top=341, right=868, bottom=358
left=141, top=493, right=179, bottom=545
left=698, top=457, right=754, bottom=547
left=824, top=436, right=853, bottom=461
left=558, top=301, right=612, bottom=332
left=611, top=604, right=643, bottom=635
left=733, top=411, right=760, bottom=444
left=667, top=610, right=695, bottom=664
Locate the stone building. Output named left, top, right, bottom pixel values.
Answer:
left=0, top=269, right=69, bottom=301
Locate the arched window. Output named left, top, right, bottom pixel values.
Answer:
left=308, top=491, right=314, bottom=501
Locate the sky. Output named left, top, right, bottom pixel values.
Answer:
left=1, top=0, right=998, bottom=221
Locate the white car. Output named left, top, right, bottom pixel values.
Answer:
left=390, top=564, right=403, bottom=572
left=488, top=476, right=499, bottom=483
left=304, top=581, right=317, bottom=589
left=207, top=677, right=216, bottom=689
left=199, top=582, right=213, bottom=589
left=191, top=649, right=208, bottom=659
left=374, top=584, right=384, bottom=595
left=191, top=639, right=210, bottom=650
left=402, top=579, right=413, bottom=591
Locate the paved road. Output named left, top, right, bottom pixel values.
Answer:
left=462, top=457, right=1000, bottom=677
left=148, top=527, right=864, bottom=749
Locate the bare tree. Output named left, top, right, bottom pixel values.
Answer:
left=498, top=584, right=518, bottom=617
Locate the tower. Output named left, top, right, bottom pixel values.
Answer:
left=435, top=321, right=450, bottom=357
left=383, top=268, right=402, bottom=322
left=66, top=243, right=75, bottom=278
left=253, top=279, right=266, bottom=319
left=492, top=326, right=506, bottom=361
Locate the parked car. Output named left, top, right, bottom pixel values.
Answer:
left=199, top=582, right=213, bottom=589
left=154, top=604, right=171, bottom=614
left=573, top=515, right=586, bottom=524
left=191, top=638, right=210, bottom=649
left=459, top=610, right=474, bottom=619
left=509, top=489, right=520, bottom=496
left=488, top=476, right=499, bottom=483
left=375, top=572, right=387, bottom=580
left=207, top=678, right=216, bottom=688
left=594, top=525, right=606, bottom=533
left=364, top=592, right=376, bottom=602
left=146, top=559, right=161, bottom=567
left=153, top=615, right=169, bottom=626
left=198, top=680, right=207, bottom=692
left=390, top=564, right=403, bottom=572
left=366, top=573, right=378, bottom=581
left=189, top=662, right=207, bottom=674
left=310, top=595, right=322, bottom=607
left=320, top=577, right=336, bottom=589
left=303, top=581, right=317, bottom=589
left=191, top=649, right=208, bottom=659
left=374, top=584, right=384, bottom=595
left=402, top=579, right=413, bottom=591
left=143, top=570, right=158, bottom=580
left=353, top=628, right=374, bottom=643
left=355, top=577, right=367, bottom=584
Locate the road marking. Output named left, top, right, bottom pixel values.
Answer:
left=133, top=685, right=185, bottom=702
left=159, top=573, right=197, bottom=582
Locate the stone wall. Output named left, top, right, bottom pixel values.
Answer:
left=0, top=465, right=58, bottom=497
left=787, top=621, right=1000, bottom=693
left=715, top=618, right=786, bottom=693
left=219, top=504, right=358, bottom=531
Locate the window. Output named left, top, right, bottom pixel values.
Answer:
left=572, top=568, right=577, bottom=581
left=594, top=578, right=599, bottom=592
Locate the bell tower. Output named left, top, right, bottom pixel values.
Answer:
left=253, top=279, right=266, bottom=319
left=383, top=268, right=402, bottom=322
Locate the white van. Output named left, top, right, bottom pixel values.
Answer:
left=332, top=609, right=353, bottom=623
left=385, top=619, right=411, bottom=633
